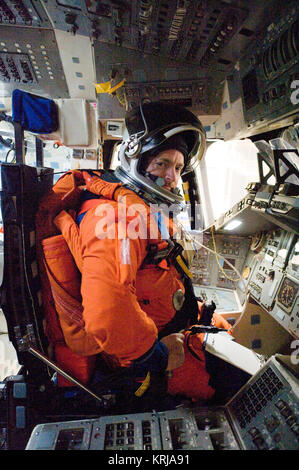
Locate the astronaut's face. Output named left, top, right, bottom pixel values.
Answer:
left=145, top=149, right=184, bottom=190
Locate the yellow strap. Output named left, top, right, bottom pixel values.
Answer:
left=95, top=79, right=125, bottom=95
left=109, top=79, right=125, bottom=94
left=176, top=255, right=193, bottom=279
left=134, top=371, right=151, bottom=397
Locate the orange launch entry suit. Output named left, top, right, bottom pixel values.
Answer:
left=36, top=170, right=231, bottom=401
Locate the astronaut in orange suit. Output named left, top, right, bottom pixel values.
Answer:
left=41, top=101, right=237, bottom=404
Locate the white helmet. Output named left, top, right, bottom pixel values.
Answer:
left=115, top=101, right=206, bottom=207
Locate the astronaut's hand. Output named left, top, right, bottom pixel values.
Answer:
left=160, top=333, right=185, bottom=371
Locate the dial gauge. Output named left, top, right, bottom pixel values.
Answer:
left=277, top=277, right=298, bottom=312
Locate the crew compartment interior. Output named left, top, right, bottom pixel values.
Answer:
left=0, top=0, right=298, bottom=451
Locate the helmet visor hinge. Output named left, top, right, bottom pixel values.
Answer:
left=126, top=135, right=142, bottom=157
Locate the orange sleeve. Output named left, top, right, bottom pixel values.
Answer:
left=54, top=210, right=83, bottom=272
left=57, top=203, right=158, bottom=367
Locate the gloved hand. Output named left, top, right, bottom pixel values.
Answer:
left=160, top=332, right=185, bottom=371
left=79, top=170, right=96, bottom=190
left=79, top=170, right=121, bottom=199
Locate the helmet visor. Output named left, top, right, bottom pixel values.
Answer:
left=125, top=101, right=206, bottom=173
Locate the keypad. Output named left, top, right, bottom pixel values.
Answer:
left=104, top=421, right=135, bottom=450
left=103, top=419, right=154, bottom=450
left=231, top=367, right=284, bottom=429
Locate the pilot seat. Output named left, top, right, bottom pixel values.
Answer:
left=0, top=90, right=173, bottom=450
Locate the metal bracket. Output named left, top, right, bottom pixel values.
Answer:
left=13, top=324, right=37, bottom=352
